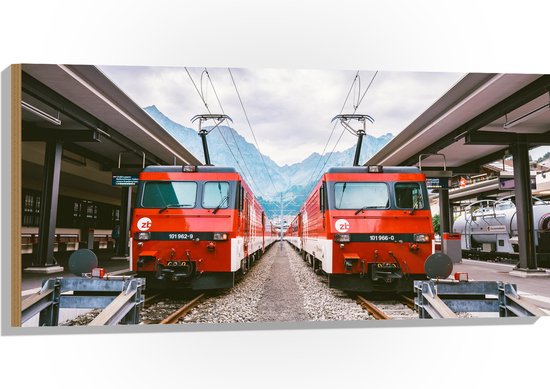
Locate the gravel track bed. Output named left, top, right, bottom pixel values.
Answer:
left=60, top=309, right=101, bottom=326
left=285, top=243, right=373, bottom=322
left=256, top=242, right=309, bottom=322
left=141, top=297, right=191, bottom=324
left=182, top=241, right=376, bottom=324
left=179, top=245, right=279, bottom=324
left=369, top=300, right=417, bottom=320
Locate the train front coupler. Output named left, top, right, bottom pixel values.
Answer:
left=369, top=262, right=404, bottom=283
left=155, top=250, right=196, bottom=282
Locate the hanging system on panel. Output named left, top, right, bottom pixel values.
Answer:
left=331, top=114, right=374, bottom=166
left=418, top=153, right=461, bottom=262
left=191, top=114, right=233, bottom=166
left=418, top=153, right=452, bottom=190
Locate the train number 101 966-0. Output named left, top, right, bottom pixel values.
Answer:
left=368, top=234, right=396, bottom=242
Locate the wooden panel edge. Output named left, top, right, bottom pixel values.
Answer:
left=11, top=64, right=22, bottom=327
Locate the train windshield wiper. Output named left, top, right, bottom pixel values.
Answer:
left=354, top=205, right=378, bottom=215
left=337, top=182, right=347, bottom=208
left=159, top=204, right=192, bottom=213
left=408, top=205, right=419, bottom=215
left=212, top=195, right=229, bottom=214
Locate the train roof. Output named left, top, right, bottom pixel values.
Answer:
left=326, top=166, right=422, bottom=174
left=143, top=165, right=238, bottom=173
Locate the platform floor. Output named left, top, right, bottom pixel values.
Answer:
left=454, top=259, right=550, bottom=297
left=451, top=259, right=550, bottom=314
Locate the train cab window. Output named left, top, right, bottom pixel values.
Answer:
left=334, top=182, right=389, bottom=209
left=141, top=181, right=197, bottom=208
left=203, top=182, right=230, bottom=209
left=395, top=183, right=424, bottom=209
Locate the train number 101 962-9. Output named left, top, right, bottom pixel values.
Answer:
left=168, top=233, right=194, bottom=240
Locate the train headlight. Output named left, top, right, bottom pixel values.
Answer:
left=213, top=232, right=228, bottom=241
left=367, top=165, right=383, bottom=173
left=414, top=234, right=430, bottom=243
left=334, top=234, right=351, bottom=243
left=136, top=232, right=151, bottom=241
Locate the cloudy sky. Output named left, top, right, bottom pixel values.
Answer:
left=99, top=66, right=466, bottom=166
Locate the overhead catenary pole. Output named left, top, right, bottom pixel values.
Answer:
left=280, top=192, right=283, bottom=241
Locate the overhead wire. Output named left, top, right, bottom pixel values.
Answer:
left=200, top=70, right=209, bottom=111
left=353, top=73, right=361, bottom=111
left=185, top=67, right=209, bottom=109
left=305, top=71, right=379, bottom=196
left=228, top=68, right=279, bottom=196
left=307, top=71, right=359, bottom=185
left=304, top=71, right=359, bottom=196
left=185, top=67, right=266, bottom=198
left=356, top=70, right=378, bottom=109
left=203, top=68, right=267, bottom=199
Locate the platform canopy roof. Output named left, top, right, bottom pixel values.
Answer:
left=21, top=64, right=202, bottom=169
left=366, top=73, right=550, bottom=174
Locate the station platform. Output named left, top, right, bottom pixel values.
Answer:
left=20, top=250, right=132, bottom=327
left=21, top=249, right=131, bottom=295
left=452, top=259, right=550, bottom=312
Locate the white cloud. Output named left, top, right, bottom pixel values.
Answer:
left=99, top=65, right=463, bottom=165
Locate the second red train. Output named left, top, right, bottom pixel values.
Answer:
left=286, top=166, right=435, bottom=293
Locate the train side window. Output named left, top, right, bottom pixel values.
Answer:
left=239, top=185, right=244, bottom=211
left=319, top=183, right=325, bottom=212
left=244, top=197, right=250, bottom=232
left=395, top=183, right=424, bottom=209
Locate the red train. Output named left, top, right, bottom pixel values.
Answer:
left=286, top=166, right=434, bottom=293
left=130, top=165, right=277, bottom=290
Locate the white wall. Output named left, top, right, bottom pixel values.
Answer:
left=2, top=2, right=550, bottom=388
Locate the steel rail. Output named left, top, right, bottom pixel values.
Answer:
left=356, top=295, right=391, bottom=320
left=399, top=294, right=416, bottom=311
left=143, top=293, right=163, bottom=307
left=159, top=293, right=206, bottom=324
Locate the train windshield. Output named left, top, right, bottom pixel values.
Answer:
left=141, top=181, right=197, bottom=208
left=395, top=183, right=424, bottom=209
left=203, top=182, right=230, bottom=209
left=334, top=182, right=389, bottom=209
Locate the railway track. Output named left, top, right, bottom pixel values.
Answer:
left=356, top=294, right=417, bottom=320
left=143, top=293, right=163, bottom=308
left=140, top=293, right=206, bottom=324
left=159, top=293, right=205, bottom=324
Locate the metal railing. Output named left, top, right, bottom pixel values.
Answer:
left=414, top=280, right=547, bottom=319
left=21, top=276, right=145, bottom=326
